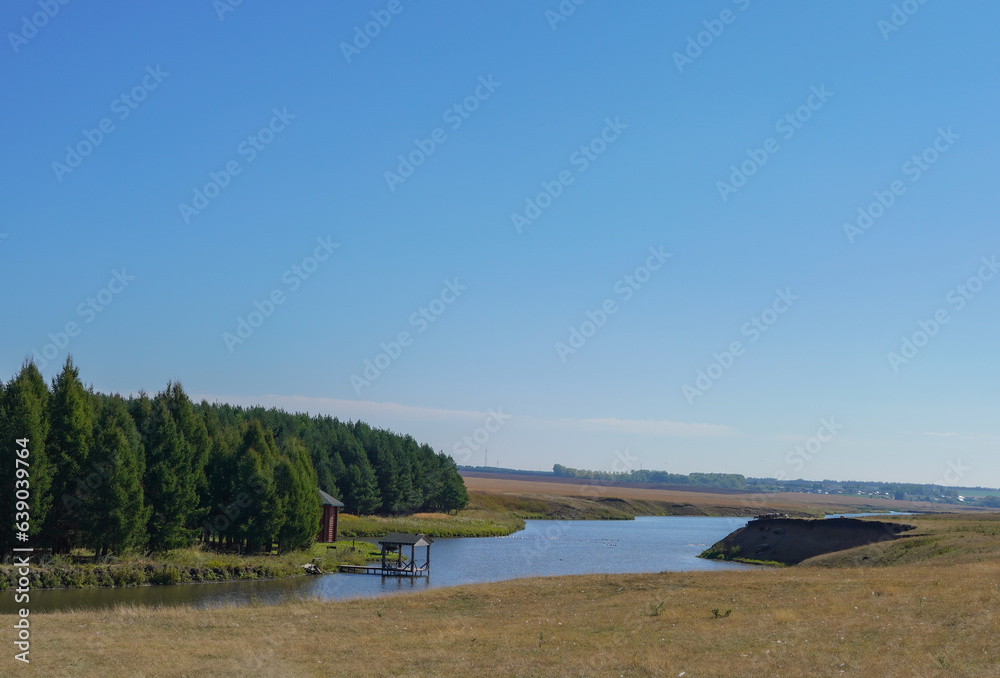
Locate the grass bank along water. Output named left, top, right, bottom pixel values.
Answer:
left=330, top=487, right=767, bottom=539
left=701, top=516, right=915, bottom=565
left=0, top=542, right=380, bottom=591
left=702, top=513, right=1000, bottom=568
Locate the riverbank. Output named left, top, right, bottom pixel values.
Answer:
left=700, top=516, right=916, bottom=565
left=0, top=541, right=381, bottom=591
left=10, top=558, right=998, bottom=676
left=336, top=490, right=783, bottom=541
left=338, top=501, right=525, bottom=538
left=701, top=513, right=1000, bottom=568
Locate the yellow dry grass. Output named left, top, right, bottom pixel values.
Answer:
left=462, top=474, right=957, bottom=515
left=7, top=504, right=999, bottom=676
left=6, top=560, right=999, bottom=677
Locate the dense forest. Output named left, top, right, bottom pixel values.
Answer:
left=0, top=359, right=467, bottom=558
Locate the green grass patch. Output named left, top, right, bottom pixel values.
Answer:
left=0, top=541, right=383, bottom=591
left=337, top=508, right=523, bottom=538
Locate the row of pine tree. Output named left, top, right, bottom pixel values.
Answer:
left=0, top=358, right=468, bottom=558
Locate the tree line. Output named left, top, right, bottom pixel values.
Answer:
left=552, top=464, right=747, bottom=489
left=0, top=358, right=467, bottom=558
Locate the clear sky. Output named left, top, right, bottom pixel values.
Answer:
left=3, top=1, right=998, bottom=487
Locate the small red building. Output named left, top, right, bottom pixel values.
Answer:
left=317, top=489, right=344, bottom=543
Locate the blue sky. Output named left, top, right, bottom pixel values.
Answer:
left=3, top=1, right=998, bottom=486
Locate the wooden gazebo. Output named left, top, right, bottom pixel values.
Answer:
left=317, top=489, right=344, bottom=543
left=378, top=533, right=433, bottom=576
left=338, top=533, right=434, bottom=576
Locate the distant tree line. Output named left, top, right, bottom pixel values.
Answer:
left=549, top=465, right=1000, bottom=504
left=551, top=464, right=747, bottom=489
left=0, top=359, right=467, bottom=558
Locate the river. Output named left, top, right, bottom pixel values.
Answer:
left=10, top=516, right=755, bottom=613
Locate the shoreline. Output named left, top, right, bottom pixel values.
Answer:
left=0, top=490, right=946, bottom=594
left=7, top=557, right=999, bottom=676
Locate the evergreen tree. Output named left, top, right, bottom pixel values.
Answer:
left=144, top=400, right=199, bottom=552
left=371, top=440, right=400, bottom=513
left=0, top=360, right=473, bottom=556
left=234, top=421, right=283, bottom=553
left=0, top=361, right=54, bottom=554
left=201, top=406, right=239, bottom=545
left=275, top=438, right=320, bottom=553
left=394, top=456, right=418, bottom=513
left=85, top=397, right=150, bottom=556
left=329, top=452, right=347, bottom=491
left=435, top=453, right=469, bottom=512
left=161, top=383, right=211, bottom=527
left=343, top=460, right=381, bottom=515
left=44, top=357, right=95, bottom=552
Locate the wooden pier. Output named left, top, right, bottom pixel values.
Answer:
left=337, top=533, right=433, bottom=577
left=337, top=563, right=428, bottom=577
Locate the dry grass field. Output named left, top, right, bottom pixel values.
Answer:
left=6, top=556, right=998, bottom=677
left=5, top=492, right=998, bottom=677
left=463, top=473, right=955, bottom=516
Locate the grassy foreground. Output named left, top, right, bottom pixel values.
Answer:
left=5, top=560, right=997, bottom=677
left=5, top=514, right=1000, bottom=675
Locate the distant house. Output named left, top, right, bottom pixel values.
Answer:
left=317, top=489, right=344, bottom=543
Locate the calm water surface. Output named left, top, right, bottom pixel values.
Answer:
left=13, top=516, right=754, bottom=613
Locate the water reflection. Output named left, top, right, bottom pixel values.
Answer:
left=9, top=516, right=753, bottom=614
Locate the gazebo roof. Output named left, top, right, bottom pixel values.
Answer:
left=318, top=489, right=345, bottom=507
left=378, top=533, right=433, bottom=547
